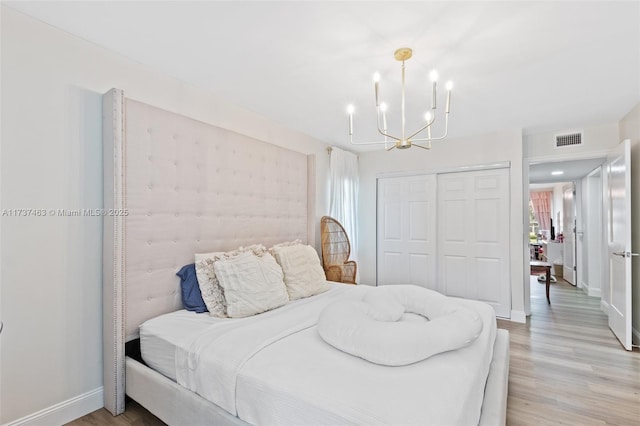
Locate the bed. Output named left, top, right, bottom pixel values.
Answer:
left=102, top=89, right=509, bottom=425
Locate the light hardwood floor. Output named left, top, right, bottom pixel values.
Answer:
left=499, top=277, right=640, bottom=425
left=68, top=277, right=640, bottom=425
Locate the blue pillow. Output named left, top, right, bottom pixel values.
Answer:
left=176, top=263, right=208, bottom=313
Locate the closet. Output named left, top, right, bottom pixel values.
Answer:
left=377, top=167, right=511, bottom=318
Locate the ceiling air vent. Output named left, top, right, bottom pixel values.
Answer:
left=555, top=132, right=582, bottom=148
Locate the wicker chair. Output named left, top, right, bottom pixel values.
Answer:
left=320, top=216, right=357, bottom=284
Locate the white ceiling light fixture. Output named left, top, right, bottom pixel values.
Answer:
left=347, top=47, right=453, bottom=151
left=551, top=170, right=564, bottom=176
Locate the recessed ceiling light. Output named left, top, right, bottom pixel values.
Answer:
left=551, top=171, right=564, bottom=175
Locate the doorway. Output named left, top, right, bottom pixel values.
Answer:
left=528, top=158, right=606, bottom=306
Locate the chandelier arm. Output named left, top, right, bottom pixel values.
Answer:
left=350, top=139, right=400, bottom=145
left=385, top=144, right=397, bottom=151
left=411, top=115, right=449, bottom=142
left=375, top=108, right=401, bottom=142
left=376, top=127, right=402, bottom=141
left=411, top=142, right=432, bottom=150
left=406, top=116, right=436, bottom=141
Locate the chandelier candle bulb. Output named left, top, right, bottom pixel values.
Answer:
left=445, top=81, right=453, bottom=114
left=430, top=70, right=438, bottom=110
left=374, top=73, right=381, bottom=106
left=347, top=104, right=354, bottom=136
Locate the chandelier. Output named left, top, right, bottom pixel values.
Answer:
left=347, top=47, right=452, bottom=150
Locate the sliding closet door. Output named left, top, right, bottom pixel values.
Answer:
left=377, top=175, right=437, bottom=289
left=437, top=168, right=510, bottom=317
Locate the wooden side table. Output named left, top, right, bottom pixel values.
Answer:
left=530, top=260, right=552, bottom=304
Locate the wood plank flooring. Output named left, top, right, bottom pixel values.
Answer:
left=499, top=277, right=640, bottom=425
left=68, top=277, right=640, bottom=425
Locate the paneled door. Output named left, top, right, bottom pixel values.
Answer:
left=377, top=174, right=437, bottom=289
left=437, top=168, right=510, bottom=318
left=562, top=184, right=576, bottom=285
left=606, top=139, right=633, bottom=351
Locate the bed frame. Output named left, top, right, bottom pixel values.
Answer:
left=102, top=88, right=509, bottom=425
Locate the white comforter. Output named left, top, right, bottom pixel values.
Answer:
left=172, top=284, right=496, bottom=425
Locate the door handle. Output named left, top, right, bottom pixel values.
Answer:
left=613, top=251, right=640, bottom=257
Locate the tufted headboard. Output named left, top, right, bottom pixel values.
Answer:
left=102, top=89, right=316, bottom=415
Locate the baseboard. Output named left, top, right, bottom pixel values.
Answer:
left=3, top=387, right=103, bottom=426
left=587, top=287, right=601, bottom=298
left=510, top=310, right=526, bottom=324
left=600, top=299, right=610, bottom=314
left=633, top=327, right=640, bottom=345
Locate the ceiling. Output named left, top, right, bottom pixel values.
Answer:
left=529, top=157, right=605, bottom=184
left=6, top=1, right=640, bottom=152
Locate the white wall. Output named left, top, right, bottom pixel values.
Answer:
left=619, top=102, right=640, bottom=343
left=525, top=123, right=621, bottom=160
left=357, top=129, right=525, bottom=320
left=0, top=7, right=330, bottom=424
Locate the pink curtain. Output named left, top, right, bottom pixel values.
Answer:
left=530, top=191, right=552, bottom=232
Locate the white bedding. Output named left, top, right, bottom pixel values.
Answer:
left=140, top=283, right=497, bottom=425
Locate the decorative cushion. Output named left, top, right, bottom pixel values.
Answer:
left=270, top=239, right=302, bottom=250
left=271, top=243, right=329, bottom=300
left=214, top=251, right=289, bottom=318
left=176, top=264, right=208, bottom=313
left=195, top=244, right=268, bottom=318
left=318, top=285, right=484, bottom=366
left=194, top=253, right=227, bottom=318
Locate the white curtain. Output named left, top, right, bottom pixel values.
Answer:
left=329, top=147, right=359, bottom=263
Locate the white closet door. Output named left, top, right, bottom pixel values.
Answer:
left=377, top=175, right=437, bottom=289
left=437, top=168, right=510, bottom=317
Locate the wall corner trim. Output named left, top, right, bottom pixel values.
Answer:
left=2, top=387, right=104, bottom=426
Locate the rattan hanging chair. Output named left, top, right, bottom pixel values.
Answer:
left=320, top=216, right=357, bottom=284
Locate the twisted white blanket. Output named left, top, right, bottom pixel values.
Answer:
left=318, top=285, right=484, bottom=366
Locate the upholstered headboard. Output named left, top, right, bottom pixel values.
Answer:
left=102, top=89, right=316, bottom=415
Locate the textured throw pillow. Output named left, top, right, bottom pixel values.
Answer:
left=271, top=243, right=329, bottom=300
left=176, top=263, right=208, bottom=313
left=194, top=252, right=227, bottom=318
left=194, top=244, right=268, bottom=318
left=214, top=251, right=289, bottom=318
left=270, top=239, right=302, bottom=250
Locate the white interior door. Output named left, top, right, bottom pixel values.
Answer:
left=437, top=168, right=510, bottom=318
left=377, top=175, right=437, bottom=289
left=562, top=184, right=576, bottom=285
left=606, top=139, right=633, bottom=351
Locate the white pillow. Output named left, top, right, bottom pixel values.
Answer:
left=194, top=244, right=268, bottom=317
left=271, top=243, right=329, bottom=300
left=214, top=251, right=289, bottom=318
left=194, top=252, right=227, bottom=318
